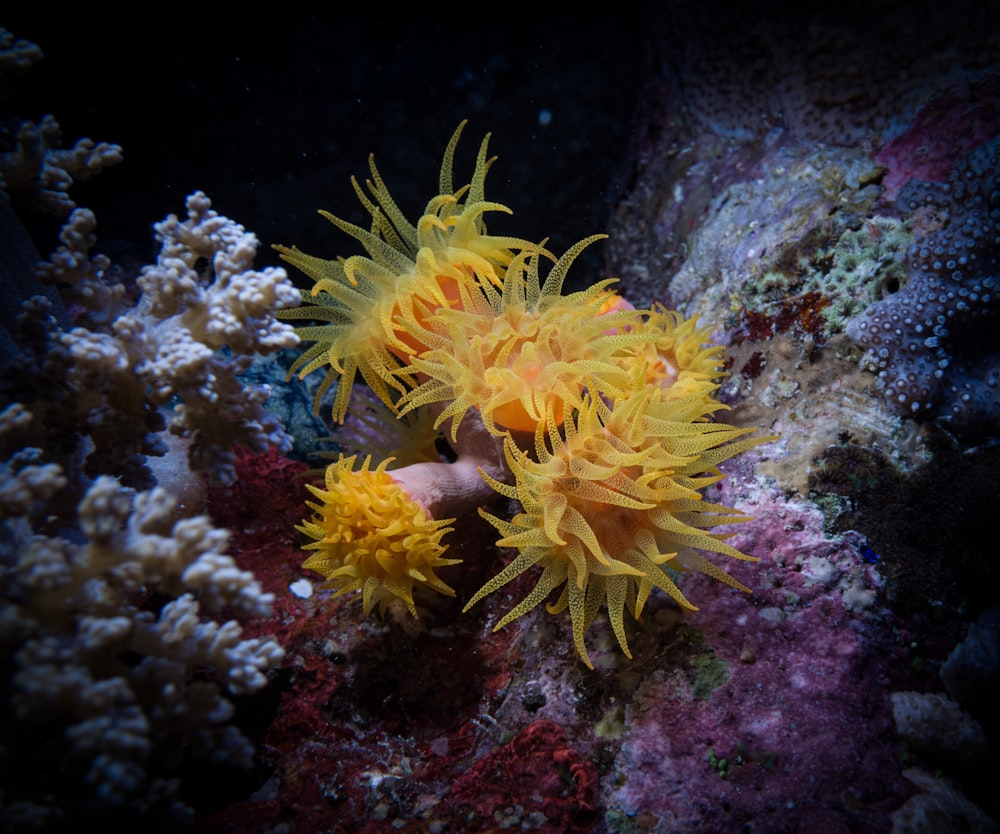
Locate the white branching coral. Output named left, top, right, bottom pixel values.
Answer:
left=32, top=206, right=124, bottom=326
left=0, top=27, right=44, bottom=77
left=0, top=113, right=123, bottom=215
left=0, top=407, right=67, bottom=519
left=150, top=593, right=285, bottom=693
left=1, top=33, right=290, bottom=827
left=0, top=407, right=284, bottom=823
left=139, top=191, right=301, bottom=354
left=5, top=31, right=297, bottom=489
left=41, top=191, right=301, bottom=486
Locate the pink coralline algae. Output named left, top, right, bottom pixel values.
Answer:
left=597, top=461, right=906, bottom=834
left=198, top=434, right=961, bottom=834
left=875, top=74, right=1000, bottom=201
left=199, top=445, right=920, bottom=834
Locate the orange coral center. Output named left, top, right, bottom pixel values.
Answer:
left=487, top=340, right=569, bottom=433
left=647, top=352, right=680, bottom=388
left=388, top=272, right=465, bottom=361
left=493, top=394, right=565, bottom=434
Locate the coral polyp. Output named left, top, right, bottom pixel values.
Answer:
left=624, top=306, right=730, bottom=399
left=274, top=120, right=548, bottom=423
left=280, top=123, right=775, bottom=665
left=465, top=390, right=765, bottom=667
left=297, top=454, right=459, bottom=617
left=395, top=240, right=633, bottom=438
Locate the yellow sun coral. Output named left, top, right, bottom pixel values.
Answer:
left=391, top=240, right=728, bottom=442
left=297, top=454, right=459, bottom=617
left=464, top=388, right=771, bottom=668
left=274, top=120, right=549, bottom=423
left=280, top=123, right=776, bottom=665
left=393, top=239, right=637, bottom=438
left=623, top=306, right=729, bottom=399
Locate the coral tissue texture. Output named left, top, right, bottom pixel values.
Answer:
left=847, top=140, right=1000, bottom=429
left=1, top=30, right=291, bottom=825
left=0, top=407, right=284, bottom=827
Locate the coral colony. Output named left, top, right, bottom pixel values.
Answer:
left=0, top=190, right=293, bottom=823
left=1, top=29, right=295, bottom=821
left=847, top=139, right=1000, bottom=429
left=5, top=18, right=1000, bottom=833
left=276, top=122, right=774, bottom=668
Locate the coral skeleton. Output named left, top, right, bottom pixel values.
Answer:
left=280, top=124, right=775, bottom=666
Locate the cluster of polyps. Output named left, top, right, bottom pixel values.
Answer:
left=278, top=123, right=773, bottom=666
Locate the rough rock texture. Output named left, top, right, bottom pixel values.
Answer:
left=594, top=2, right=1000, bottom=832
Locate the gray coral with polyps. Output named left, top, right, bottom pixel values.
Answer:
left=847, top=140, right=1000, bottom=432
left=0, top=406, right=284, bottom=828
